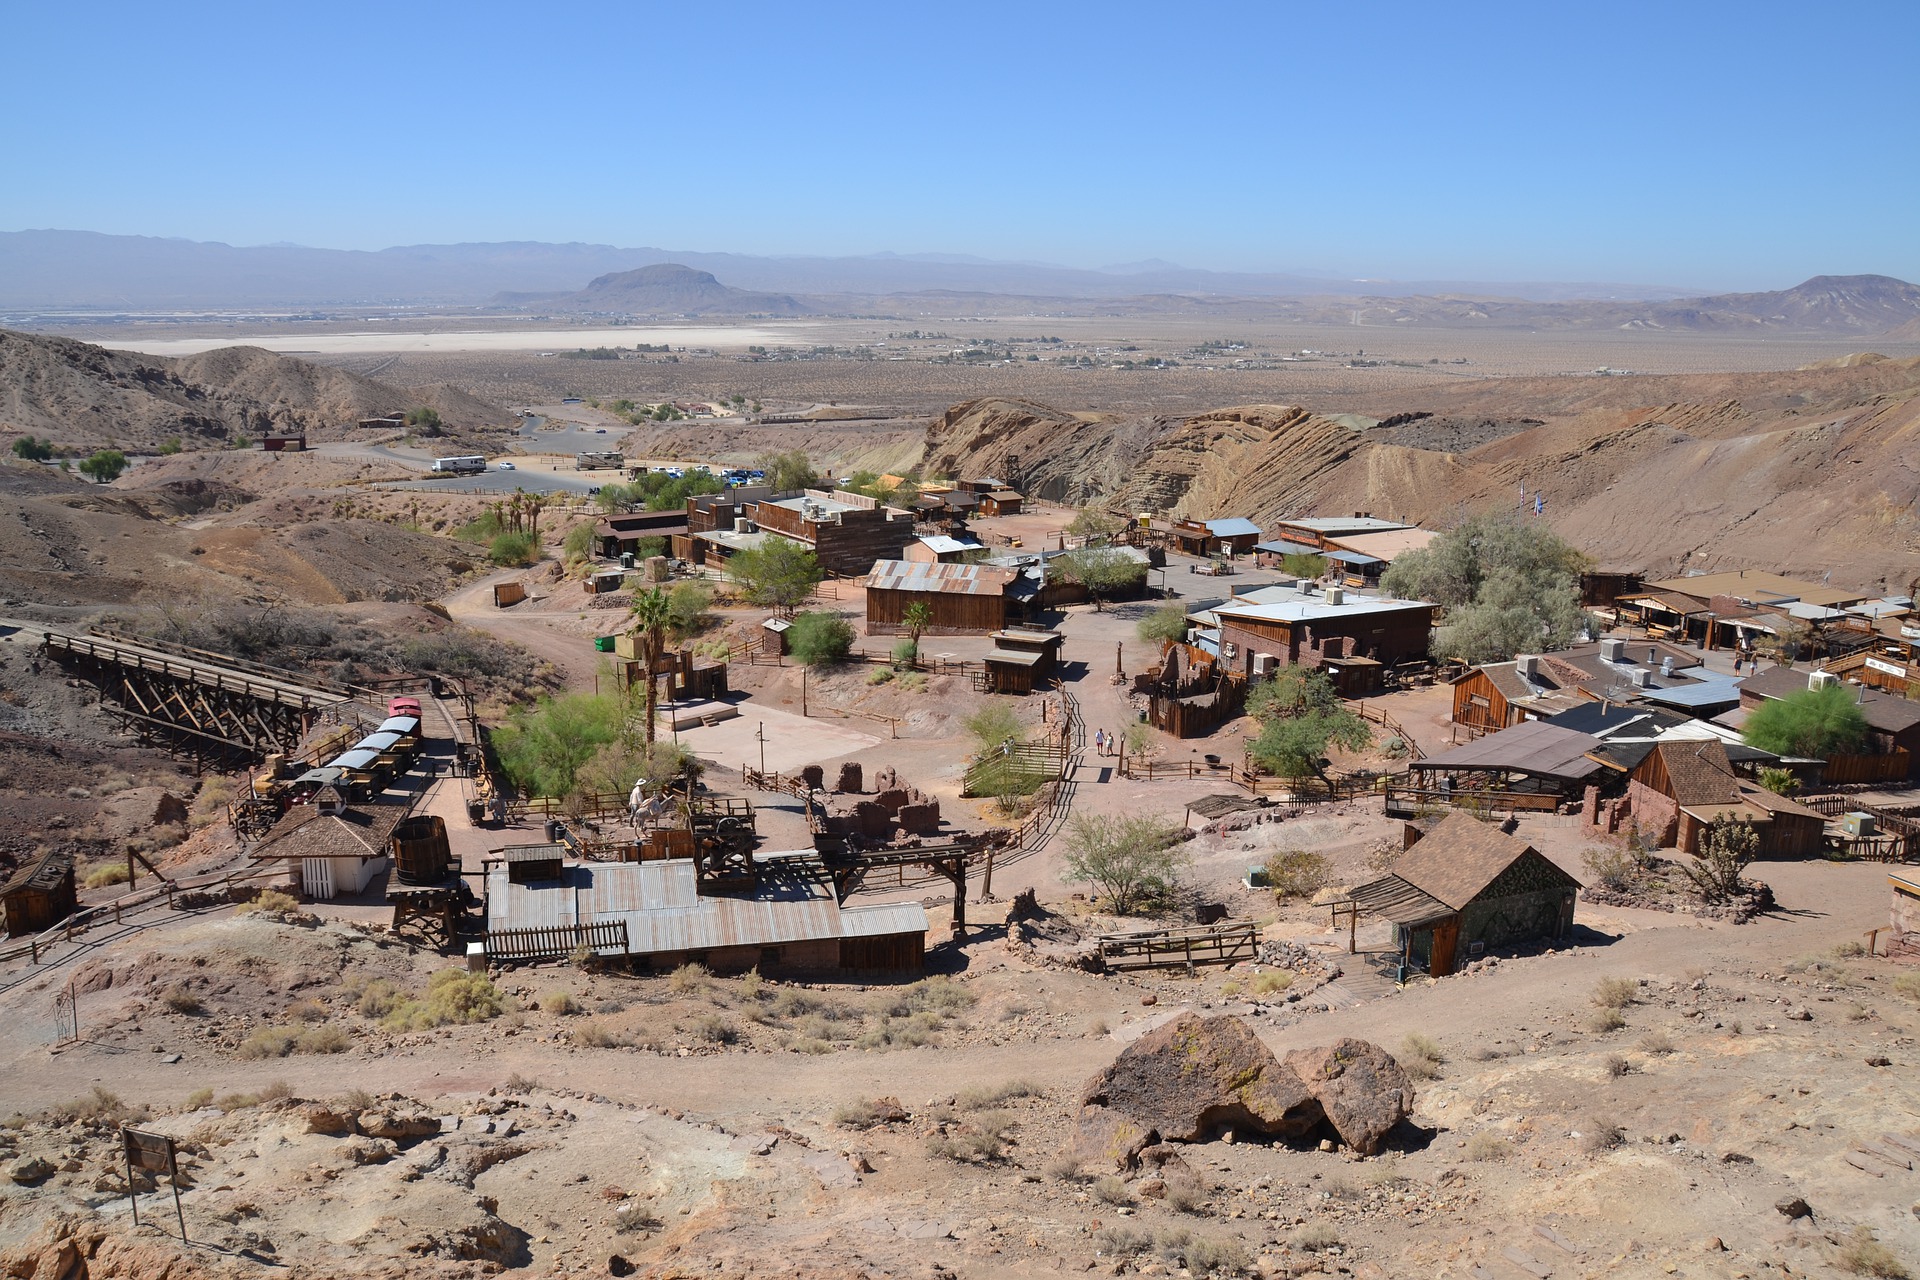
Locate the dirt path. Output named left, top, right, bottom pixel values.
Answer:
left=444, top=565, right=605, bottom=692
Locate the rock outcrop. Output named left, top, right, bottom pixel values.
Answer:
left=1074, top=1013, right=1413, bottom=1165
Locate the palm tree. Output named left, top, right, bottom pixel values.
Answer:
left=628, top=587, right=673, bottom=745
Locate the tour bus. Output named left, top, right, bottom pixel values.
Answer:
left=575, top=451, right=625, bottom=471
left=430, top=455, right=487, bottom=475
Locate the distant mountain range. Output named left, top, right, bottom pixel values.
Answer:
left=0, top=229, right=1697, bottom=310
left=2, top=231, right=1917, bottom=335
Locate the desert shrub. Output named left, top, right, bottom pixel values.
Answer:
left=866, top=666, right=894, bottom=685
left=1180, top=1235, right=1251, bottom=1275
left=1249, top=971, right=1292, bottom=996
left=183, top=1088, right=213, bottom=1110
left=1679, top=815, right=1761, bottom=903
left=488, top=531, right=538, bottom=567
left=1043, top=1154, right=1084, bottom=1182
left=1092, top=1174, right=1133, bottom=1205
left=1582, top=845, right=1636, bottom=892
left=1579, top=1120, right=1624, bottom=1154
left=962, top=703, right=1023, bottom=753
left=1220, top=980, right=1243, bottom=998
left=285, top=998, right=327, bottom=1023
left=502, top=1072, right=540, bottom=1094
left=927, top=1130, right=1002, bottom=1161
left=1837, top=1226, right=1911, bottom=1278
left=1291, top=1221, right=1342, bottom=1251
left=1464, top=1131, right=1511, bottom=1162
left=1637, top=1030, right=1675, bottom=1056
left=896, top=670, right=928, bottom=692
left=84, top=863, right=131, bottom=889
left=50, top=1086, right=136, bottom=1124
left=1164, top=1177, right=1207, bottom=1214
left=1264, top=847, right=1331, bottom=900
left=354, top=979, right=404, bottom=1019
left=884, top=976, right=974, bottom=1017
left=1591, top=977, right=1637, bottom=1010
left=890, top=638, right=918, bottom=669
left=1399, top=1033, right=1445, bottom=1080
left=669, top=962, right=709, bottom=994
left=734, top=970, right=764, bottom=1001
left=831, top=1100, right=890, bottom=1129
left=1889, top=973, right=1920, bottom=1003
left=240, top=889, right=301, bottom=919
left=541, top=991, right=580, bottom=1016
left=1588, top=1006, right=1626, bottom=1033
left=161, top=984, right=203, bottom=1014
left=1086, top=1017, right=1110, bottom=1037
left=1060, top=812, right=1188, bottom=915
left=380, top=970, right=504, bottom=1031
left=1830, top=939, right=1867, bottom=958
left=855, top=1013, right=939, bottom=1050
left=569, top=943, right=596, bottom=970
left=238, top=1025, right=301, bottom=1059
left=1603, top=1053, right=1630, bottom=1078
left=1092, top=1225, right=1153, bottom=1256
left=574, top=1020, right=631, bottom=1049
left=338, top=1088, right=375, bottom=1110
left=695, top=1013, right=738, bottom=1044
left=296, top=1023, right=350, bottom=1054
left=213, top=1092, right=262, bottom=1111
left=956, top=1079, right=1043, bottom=1109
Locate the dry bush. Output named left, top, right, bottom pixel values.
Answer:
left=695, top=1013, right=738, bottom=1044
left=1181, top=1235, right=1251, bottom=1275
left=1248, top=971, right=1292, bottom=997
left=353, top=979, right=403, bottom=1019
left=1092, top=1174, right=1132, bottom=1205
left=856, top=1012, right=942, bottom=1050
left=1579, top=1120, right=1624, bottom=1154
left=541, top=991, right=580, bottom=1016
left=1588, top=1007, right=1626, bottom=1033
left=296, top=1023, right=350, bottom=1054
left=285, top=998, right=327, bottom=1023
left=1891, top=973, right=1920, bottom=1003
left=957, top=1079, right=1043, bottom=1109
left=928, top=1130, right=1003, bottom=1162
left=1264, top=848, right=1331, bottom=900
left=183, top=1088, right=213, bottom=1110
left=1290, top=1221, right=1342, bottom=1252
left=1220, top=980, right=1242, bottom=997
left=84, top=863, right=131, bottom=889
left=338, top=1088, right=375, bottom=1109
left=574, top=1019, right=631, bottom=1048
left=1837, top=1226, right=1911, bottom=1278
left=238, top=1026, right=300, bottom=1059
left=1581, top=845, right=1636, bottom=892
left=1591, top=977, right=1638, bottom=1010
left=1399, top=1032, right=1445, bottom=1079
left=831, top=1100, right=888, bottom=1129
left=1830, top=940, right=1867, bottom=959
left=240, top=889, right=301, bottom=919
left=1092, top=1225, right=1152, bottom=1255
left=1603, top=1054, right=1630, bottom=1078
left=1043, top=1154, right=1084, bottom=1182
left=380, top=970, right=504, bottom=1031
left=668, top=962, right=709, bottom=994
left=1464, top=1131, right=1511, bottom=1162
left=502, top=1072, right=540, bottom=1094
left=1086, top=1017, right=1110, bottom=1037
left=1637, top=1030, right=1675, bottom=1055
left=161, top=984, right=202, bottom=1014
left=48, top=1086, right=136, bottom=1125
left=1164, top=1177, right=1207, bottom=1214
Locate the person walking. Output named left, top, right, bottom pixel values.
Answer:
left=1094, top=727, right=1107, bottom=757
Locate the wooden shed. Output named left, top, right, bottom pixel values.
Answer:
left=2, top=849, right=77, bottom=938
left=982, top=629, right=1063, bottom=695
left=1335, top=813, right=1579, bottom=977
left=865, top=560, right=1017, bottom=636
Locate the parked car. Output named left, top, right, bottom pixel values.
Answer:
left=498, top=462, right=516, bottom=470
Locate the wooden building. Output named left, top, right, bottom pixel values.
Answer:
left=1336, top=813, right=1580, bottom=977
left=750, top=490, right=917, bottom=576
left=249, top=799, right=408, bottom=900
left=1739, top=665, right=1920, bottom=781
left=2, top=849, right=77, bottom=937
left=865, top=560, right=1019, bottom=636
left=1171, top=517, right=1263, bottom=558
left=595, top=509, right=689, bottom=559
left=903, top=533, right=987, bottom=564
left=1448, top=657, right=1584, bottom=732
left=1405, top=720, right=1606, bottom=812
left=1211, top=585, right=1436, bottom=695
left=484, top=853, right=927, bottom=975
left=982, top=629, right=1063, bottom=695
left=1625, top=738, right=1826, bottom=857
left=956, top=478, right=1023, bottom=517
left=261, top=435, right=307, bottom=453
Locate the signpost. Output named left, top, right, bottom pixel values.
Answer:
left=120, top=1128, right=187, bottom=1242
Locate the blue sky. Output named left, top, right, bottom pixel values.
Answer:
left=4, top=0, right=1916, bottom=289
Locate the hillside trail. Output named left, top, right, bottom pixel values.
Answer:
left=443, top=566, right=604, bottom=691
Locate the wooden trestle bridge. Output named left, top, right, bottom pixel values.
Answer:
left=38, top=629, right=362, bottom=762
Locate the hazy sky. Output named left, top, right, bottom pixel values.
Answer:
left=6, top=0, right=1916, bottom=290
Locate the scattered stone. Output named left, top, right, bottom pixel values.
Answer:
left=8, top=1157, right=55, bottom=1186
left=1284, top=1039, right=1418, bottom=1156
left=1785, top=1007, right=1812, bottom=1022
left=1139, top=994, right=1157, bottom=1007
left=608, top=1255, right=635, bottom=1277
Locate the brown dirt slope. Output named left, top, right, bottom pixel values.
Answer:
left=0, top=329, right=509, bottom=452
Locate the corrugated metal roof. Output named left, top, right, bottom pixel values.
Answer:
left=1202, top=517, right=1263, bottom=537
left=377, top=716, right=420, bottom=735
left=1278, top=517, right=1411, bottom=534
left=917, top=535, right=984, bottom=555
left=1411, top=720, right=1603, bottom=780
left=866, top=560, right=1016, bottom=596
left=486, top=855, right=926, bottom=955
left=331, top=749, right=380, bottom=770
left=357, top=731, right=405, bottom=753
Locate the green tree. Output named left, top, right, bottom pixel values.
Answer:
left=628, top=587, right=674, bottom=744
left=1380, top=513, right=1591, bottom=664
left=665, top=580, right=712, bottom=638
left=158, top=436, right=184, bottom=455
left=755, top=448, right=819, bottom=492
left=1756, top=766, right=1801, bottom=796
left=1280, top=552, right=1327, bottom=579
left=1742, top=682, right=1870, bottom=758
left=1055, top=546, right=1147, bottom=611
left=1245, top=665, right=1373, bottom=787
left=11, top=436, right=54, bottom=462
left=78, top=449, right=128, bottom=484
left=898, top=600, right=933, bottom=666
left=488, top=531, right=537, bottom=566
left=1068, top=506, right=1121, bottom=540
left=1136, top=600, right=1190, bottom=645
left=1059, top=813, right=1188, bottom=915
left=561, top=522, right=597, bottom=571
left=494, top=692, right=625, bottom=798
left=727, top=538, right=824, bottom=616
left=963, top=703, right=1024, bottom=754
left=405, top=406, right=444, bottom=436
left=787, top=610, right=854, bottom=665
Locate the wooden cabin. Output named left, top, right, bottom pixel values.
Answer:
left=982, top=629, right=1063, bottom=695
left=2, top=849, right=77, bottom=937
left=1626, top=739, right=1826, bottom=857
left=249, top=799, right=408, bottom=900
left=865, top=560, right=1018, bottom=636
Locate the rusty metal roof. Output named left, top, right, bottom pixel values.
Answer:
left=865, top=560, right=1016, bottom=596
left=485, top=854, right=927, bottom=955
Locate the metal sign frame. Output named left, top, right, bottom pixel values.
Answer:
left=120, top=1127, right=187, bottom=1242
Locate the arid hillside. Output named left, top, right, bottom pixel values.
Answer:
left=0, top=329, right=509, bottom=452
left=923, top=355, right=1920, bottom=590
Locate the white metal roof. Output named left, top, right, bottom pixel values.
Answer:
left=1213, top=593, right=1433, bottom=624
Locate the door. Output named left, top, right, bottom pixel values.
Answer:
left=301, top=858, right=334, bottom=900
left=1429, top=916, right=1460, bottom=977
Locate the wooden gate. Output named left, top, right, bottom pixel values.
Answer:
left=301, top=858, right=335, bottom=900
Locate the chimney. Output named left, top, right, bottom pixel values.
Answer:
left=1647, top=647, right=1657, bottom=665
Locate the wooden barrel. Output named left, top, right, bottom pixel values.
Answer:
left=391, top=814, right=451, bottom=885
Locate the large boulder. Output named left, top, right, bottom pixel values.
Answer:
left=1080, top=1013, right=1317, bottom=1144
left=1075, top=1014, right=1413, bottom=1163
left=1285, top=1038, right=1416, bottom=1156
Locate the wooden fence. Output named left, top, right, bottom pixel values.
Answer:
left=506, top=792, right=631, bottom=822
left=1352, top=702, right=1426, bottom=762
left=1821, top=751, right=1913, bottom=787
left=486, top=919, right=630, bottom=962
left=1096, top=920, right=1258, bottom=971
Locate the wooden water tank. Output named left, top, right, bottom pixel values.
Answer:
left=391, top=815, right=451, bottom=885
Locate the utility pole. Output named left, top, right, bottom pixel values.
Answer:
left=757, top=721, right=766, bottom=775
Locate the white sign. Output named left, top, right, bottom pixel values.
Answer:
left=1864, top=657, right=1906, bottom=678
